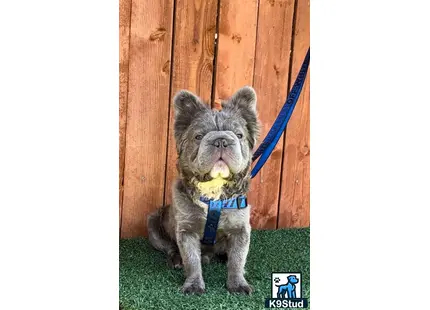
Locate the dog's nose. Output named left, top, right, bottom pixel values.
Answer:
left=213, top=138, right=228, bottom=148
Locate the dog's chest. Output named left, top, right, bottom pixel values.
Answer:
left=218, top=209, right=248, bottom=231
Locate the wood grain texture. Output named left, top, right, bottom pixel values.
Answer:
left=119, top=0, right=132, bottom=234
left=164, top=0, right=218, bottom=206
left=120, top=0, right=310, bottom=237
left=121, top=0, right=174, bottom=237
left=249, top=0, right=295, bottom=229
left=212, top=0, right=258, bottom=110
left=278, top=0, right=310, bottom=228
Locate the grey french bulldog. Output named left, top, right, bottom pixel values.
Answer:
left=147, top=86, right=260, bottom=295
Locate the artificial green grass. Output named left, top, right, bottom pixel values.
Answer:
left=120, top=228, right=310, bottom=310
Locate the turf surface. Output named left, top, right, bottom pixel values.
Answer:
left=120, top=228, right=310, bottom=310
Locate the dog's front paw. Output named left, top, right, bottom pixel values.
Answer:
left=181, top=276, right=205, bottom=295
left=227, top=277, right=253, bottom=294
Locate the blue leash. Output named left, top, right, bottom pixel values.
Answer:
left=251, top=48, right=310, bottom=178
left=200, top=48, right=310, bottom=245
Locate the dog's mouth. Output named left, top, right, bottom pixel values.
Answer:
left=209, top=159, right=230, bottom=179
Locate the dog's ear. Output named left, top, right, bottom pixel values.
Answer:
left=222, top=86, right=260, bottom=149
left=173, top=90, right=208, bottom=143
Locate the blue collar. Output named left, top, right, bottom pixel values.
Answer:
left=200, top=195, right=248, bottom=245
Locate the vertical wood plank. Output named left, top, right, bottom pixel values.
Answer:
left=164, top=0, right=218, bottom=206
left=213, top=0, right=264, bottom=227
left=249, top=0, right=295, bottom=229
left=121, top=0, right=174, bottom=237
left=278, top=0, right=310, bottom=228
left=213, top=0, right=258, bottom=110
left=119, top=0, right=132, bottom=234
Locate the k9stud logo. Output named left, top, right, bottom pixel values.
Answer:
left=265, top=272, right=308, bottom=308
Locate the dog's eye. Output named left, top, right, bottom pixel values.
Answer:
left=195, top=134, right=203, bottom=140
left=236, top=133, right=243, bottom=139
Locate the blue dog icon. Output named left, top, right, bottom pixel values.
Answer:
left=275, top=275, right=299, bottom=298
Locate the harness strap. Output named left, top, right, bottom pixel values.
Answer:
left=200, top=196, right=247, bottom=245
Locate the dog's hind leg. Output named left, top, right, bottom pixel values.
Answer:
left=147, top=206, right=183, bottom=269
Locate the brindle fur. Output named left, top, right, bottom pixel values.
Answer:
left=148, top=86, right=260, bottom=295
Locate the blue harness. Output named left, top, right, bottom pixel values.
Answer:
left=200, top=196, right=248, bottom=245
left=201, top=48, right=310, bottom=245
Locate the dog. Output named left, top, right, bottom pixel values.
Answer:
left=276, top=275, right=299, bottom=298
left=147, top=86, right=260, bottom=295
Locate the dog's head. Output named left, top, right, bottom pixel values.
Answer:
left=173, top=86, right=260, bottom=189
left=287, top=275, right=299, bottom=284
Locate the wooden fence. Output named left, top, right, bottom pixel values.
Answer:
left=119, top=0, right=310, bottom=238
